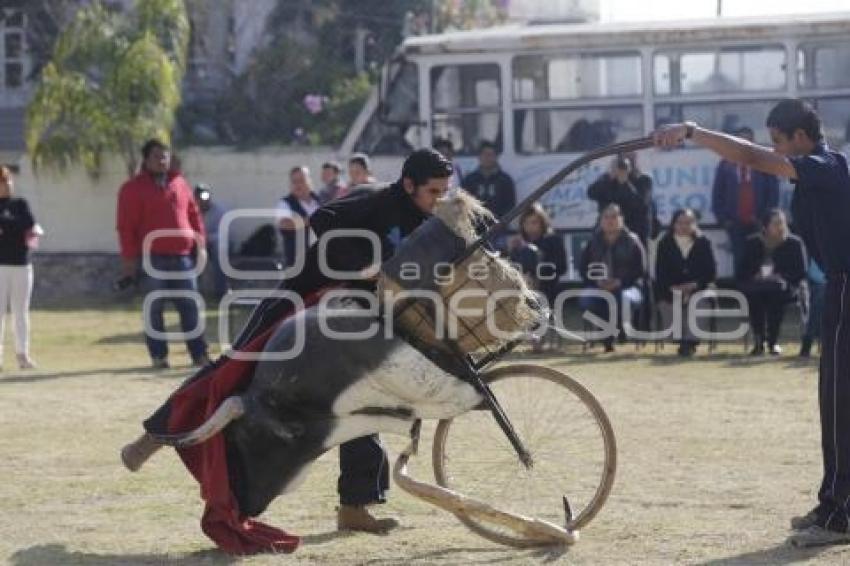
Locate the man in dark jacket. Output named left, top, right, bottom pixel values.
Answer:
left=587, top=155, right=653, bottom=244
left=235, top=148, right=453, bottom=534
left=462, top=140, right=516, bottom=218
left=711, top=126, right=780, bottom=266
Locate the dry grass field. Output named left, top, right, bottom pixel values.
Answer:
left=0, top=302, right=847, bottom=565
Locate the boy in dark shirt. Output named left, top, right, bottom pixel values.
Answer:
left=654, top=98, right=850, bottom=547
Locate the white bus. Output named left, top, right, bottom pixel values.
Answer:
left=341, top=12, right=850, bottom=278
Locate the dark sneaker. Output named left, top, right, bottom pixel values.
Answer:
left=788, top=525, right=850, bottom=547
left=799, top=337, right=813, bottom=358
left=151, top=357, right=170, bottom=370
left=192, top=353, right=212, bottom=368
left=790, top=507, right=823, bottom=531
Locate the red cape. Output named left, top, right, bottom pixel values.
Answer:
left=145, top=291, right=327, bottom=555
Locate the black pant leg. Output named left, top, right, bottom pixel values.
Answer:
left=818, top=274, right=850, bottom=530
left=747, top=292, right=766, bottom=340
left=338, top=434, right=389, bottom=506
left=765, top=290, right=790, bottom=347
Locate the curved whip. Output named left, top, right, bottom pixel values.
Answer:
left=497, top=136, right=655, bottom=230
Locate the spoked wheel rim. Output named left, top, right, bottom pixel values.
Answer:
left=432, top=363, right=617, bottom=547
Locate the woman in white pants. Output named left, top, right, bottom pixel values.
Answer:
left=0, top=166, right=38, bottom=369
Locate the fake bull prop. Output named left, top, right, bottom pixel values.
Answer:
left=121, top=191, right=552, bottom=551
left=122, top=137, right=653, bottom=554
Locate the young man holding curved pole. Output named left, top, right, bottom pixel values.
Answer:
left=654, top=99, right=850, bottom=547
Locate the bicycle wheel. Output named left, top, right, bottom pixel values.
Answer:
left=432, top=364, right=616, bottom=547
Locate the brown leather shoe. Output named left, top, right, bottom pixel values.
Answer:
left=120, top=432, right=163, bottom=472
left=337, top=505, right=399, bottom=534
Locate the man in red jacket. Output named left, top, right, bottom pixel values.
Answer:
left=117, top=139, right=210, bottom=369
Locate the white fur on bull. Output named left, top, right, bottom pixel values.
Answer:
left=152, top=191, right=539, bottom=517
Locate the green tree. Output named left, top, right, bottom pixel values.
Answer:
left=193, top=0, right=511, bottom=147
left=25, top=0, right=189, bottom=178
left=192, top=0, right=428, bottom=147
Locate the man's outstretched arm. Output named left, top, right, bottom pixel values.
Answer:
left=653, top=122, right=797, bottom=181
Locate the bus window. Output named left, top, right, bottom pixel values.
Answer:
left=798, top=42, right=850, bottom=90
left=655, top=46, right=786, bottom=95
left=353, top=61, right=419, bottom=155
left=655, top=100, right=778, bottom=142
left=515, top=106, right=643, bottom=154
left=430, top=63, right=501, bottom=154
left=512, top=52, right=642, bottom=101
left=432, top=112, right=502, bottom=155
left=815, top=97, right=850, bottom=149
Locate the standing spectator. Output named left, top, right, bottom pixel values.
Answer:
left=277, top=166, right=320, bottom=269
left=462, top=140, right=517, bottom=218
left=587, top=155, right=652, bottom=243
left=194, top=184, right=230, bottom=300
left=117, top=139, right=210, bottom=369
left=737, top=209, right=807, bottom=356
left=655, top=208, right=717, bottom=357
left=800, top=258, right=826, bottom=358
left=348, top=153, right=376, bottom=190
left=578, top=204, right=646, bottom=352
left=317, top=161, right=345, bottom=204
left=0, top=166, right=39, bottom=369
left=624, top=151, right=661, bottom=240
left=712, top=126, right=780, bottom=267
left=433, top=137, right=464, bottom=188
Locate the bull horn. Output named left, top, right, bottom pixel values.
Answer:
left=152, top=395, right=245, bottom=448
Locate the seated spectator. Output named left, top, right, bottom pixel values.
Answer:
left=737, top=209, right=807, bottom=356
left=587, top=155, right=652, bottom=244
left=509, top=204, right=567, bottom=352
left=655, top=209, right=717, bottom=357
left=578, top=204, right=647, bottom=352
left=509, top=203, right=567, bottom=306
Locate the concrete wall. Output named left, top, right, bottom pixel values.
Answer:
left=14, top=146, right=406, bottom=254
left=11, top=146, right=406, bottom=302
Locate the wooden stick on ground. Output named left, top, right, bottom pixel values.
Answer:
left=392, top=441, right=578, bottom=546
